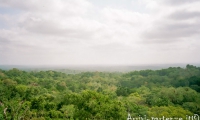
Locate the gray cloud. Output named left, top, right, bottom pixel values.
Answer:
left=143, top=22, right=200, bottom=43
left=169, top=10, right=200, bottom=20
left=21, top=18, right=96, bottom=40
left=141, top=1, right=200, bottom=44
left=0, top=0, right=92, bottom=15
left=0, top=37, right=10, bottom=45
left=0, top=37, right=11, bottom=61
left=163, top=0, right=199, bottom=5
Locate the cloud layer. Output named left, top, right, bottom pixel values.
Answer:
left=0, top=0, right=200, bottom=65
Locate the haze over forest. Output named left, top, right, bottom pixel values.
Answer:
left=0, top=0, right=200, bottom=66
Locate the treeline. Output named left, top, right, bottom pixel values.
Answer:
left=0, top=64, right=200, bottom=119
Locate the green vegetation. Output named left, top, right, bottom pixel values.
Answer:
left=0, top=64, right=200, bottom=119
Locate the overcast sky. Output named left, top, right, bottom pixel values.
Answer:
left=0, top=0, right=200, bottom=66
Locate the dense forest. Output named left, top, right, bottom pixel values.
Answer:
left=0, top=64, right=200, bottom=120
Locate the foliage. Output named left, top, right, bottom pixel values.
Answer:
left=0, top=64, right=200, bottom=119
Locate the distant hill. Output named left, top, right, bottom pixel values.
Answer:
left=1, top=63, right=200, bottom=72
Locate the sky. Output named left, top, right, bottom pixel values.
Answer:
left=0, top=0, right=200, bottom=66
